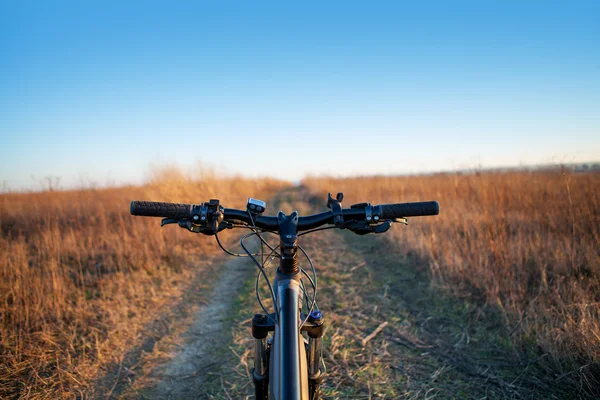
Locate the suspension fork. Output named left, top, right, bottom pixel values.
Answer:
left=252, top=309, right=325, bottom=399
left=306, top=310, right=324, bottom=400
left=253, top=275, right=301, bottom=400
left=252, top=313, right=270, bottom=400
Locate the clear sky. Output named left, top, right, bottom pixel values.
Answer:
left=1, top=1, right=599, bottom=190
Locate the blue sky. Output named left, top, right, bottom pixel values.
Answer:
left=1, top=1, right=599, bottom=189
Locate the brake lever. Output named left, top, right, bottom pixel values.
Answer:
left=161, top=218, right=179, bottom=227
left=178, top=219, right=231, bottom=235
left=344, top=220, right=393, bottom=235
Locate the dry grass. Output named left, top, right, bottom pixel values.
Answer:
left=3, top=167, right=599, bottom=397
left=0, top=169, right=289, bottom=399
left=303, top=169, right=600, bottom=392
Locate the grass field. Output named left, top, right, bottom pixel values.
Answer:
left=0, top=170, right=289, bottom=398
left=303, top=168, right=600, bottom=395
left=1, top=167, right=599, bottom=398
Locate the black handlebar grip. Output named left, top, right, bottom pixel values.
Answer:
left=130, top=201, right=192, bottom=219
left=379, top=201, right=439, bottom=219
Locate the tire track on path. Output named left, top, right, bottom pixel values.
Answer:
left=142, top=255, right=253, bottom=399
left=93, top=246, right=253, bottom=399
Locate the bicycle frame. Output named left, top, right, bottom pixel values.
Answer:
left=270, top=271, right=309, bottom=399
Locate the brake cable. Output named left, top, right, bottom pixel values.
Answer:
left=254, top=244, right=280, bottom=324
left=214, top=225, right=279, bottom=257
left=241, top=231, right=280, bottom=322
left=298, top=243, right=318, bottom=328
left=247, top=211, right=281, bottom=257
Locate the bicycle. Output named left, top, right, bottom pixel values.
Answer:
left=130, top=192, right=439, bottom=399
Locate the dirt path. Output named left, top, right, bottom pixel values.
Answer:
left=92, top=246, right=255, bottom=399
left=100, top=186, right=559, bottom=399
left=146, top=254, right=253, bottom=399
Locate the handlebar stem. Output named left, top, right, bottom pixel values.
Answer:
left=277, top=211, right=300, bottom=275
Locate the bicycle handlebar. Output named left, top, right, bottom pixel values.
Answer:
left=130, top=200, right=439, bottom=231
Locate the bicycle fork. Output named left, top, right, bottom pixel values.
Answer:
left=251, top=308, right=325, bottom=399
left=306, top=310, right=325, bottom=400
left=252, top=317, right=270, bottom=400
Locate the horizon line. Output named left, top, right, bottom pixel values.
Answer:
left=2, top=160, right=599, bottom=195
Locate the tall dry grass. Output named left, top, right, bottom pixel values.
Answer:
left=0, top=169, right=289, bottom=398
left=304, top=169, right=600, bottom=388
